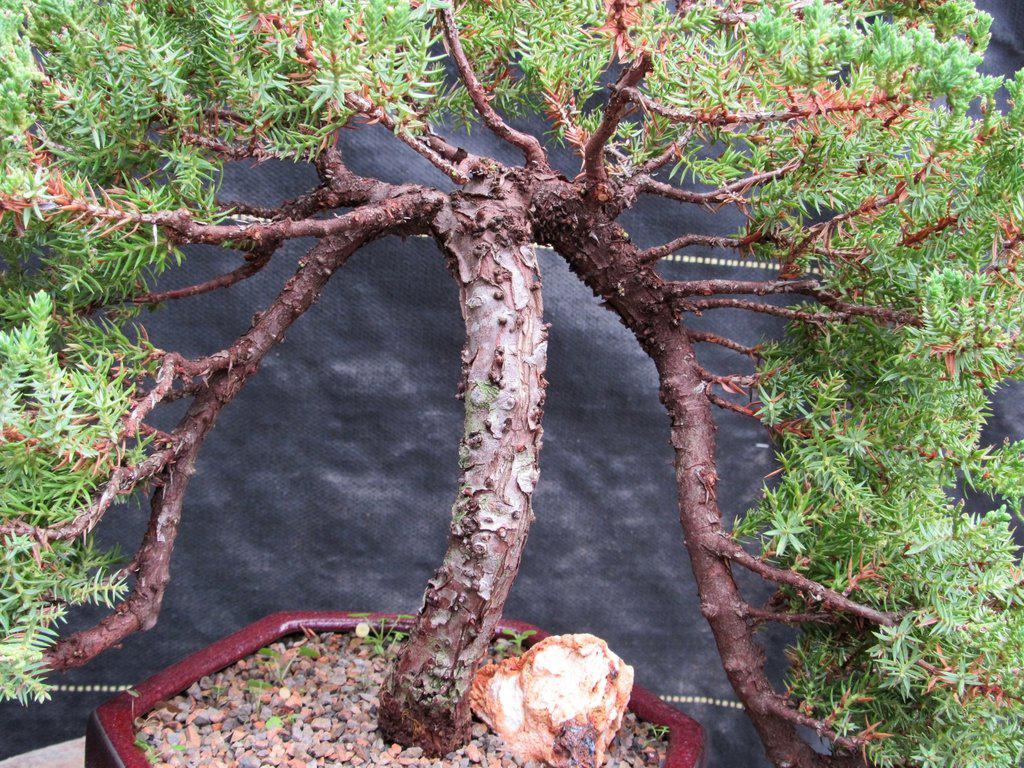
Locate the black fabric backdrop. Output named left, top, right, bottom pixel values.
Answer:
left=2, top=2, right=1024, bottom=763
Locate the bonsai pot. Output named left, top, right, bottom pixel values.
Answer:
left=85, top=611, right=706, bottom=768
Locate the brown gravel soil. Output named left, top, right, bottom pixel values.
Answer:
left=134, top=624, right=669, bottom=768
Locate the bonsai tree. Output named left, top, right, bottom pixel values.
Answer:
left=2, top=0, right=1024, bottom=765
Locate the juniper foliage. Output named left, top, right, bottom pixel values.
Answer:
left=0, top=1, right=1023, bottom=766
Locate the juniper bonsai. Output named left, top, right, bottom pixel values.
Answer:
left=2, top=0, right=1024, bottom=765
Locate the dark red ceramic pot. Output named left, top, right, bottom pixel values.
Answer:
left=85, top=611, right=705, bottom=768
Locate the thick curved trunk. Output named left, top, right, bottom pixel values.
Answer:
left=45, top=190, right=443, bottom=672
left=531, top=179, right=833, bottom=768
left=379, top=174, right=547, bottom=755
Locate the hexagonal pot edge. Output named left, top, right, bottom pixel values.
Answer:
left=84, top=611, right=706, bottom=768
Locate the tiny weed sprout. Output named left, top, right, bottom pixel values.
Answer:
left=496, top=628, right=537, bottom=658
left=1, top=1, right=1023, bottom=766
left=133, top=736, right=158, bottom=765
left=257, top=645, right=297, bottom=686
left=645, top=724, right=670, bottom=745
left=363, top=621, right=410, bottom=658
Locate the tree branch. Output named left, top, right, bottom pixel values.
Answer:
left=618, top=86, right=899, bottom=128
left=681, top=295, right=920, bottom=327
left=761, top=697, right=866, bottom=753
left=686, top=329, right=761, bottom=358
left=634, top=127, right=696, bottom=177
left=707, top=391, right=760, bottom=418
left=344, top=93, right=475, bottom=184
left=744, top=606, right=838, bottom=625
left=132, top=244, right=276, bottom=305
left=631, top=159, right=798, bottom=207
left=10, top=191, right=442, bottom=553
left=789, top=181, right=910, bottom=262
left=438, top=6, right=547, bottom=168
left=174, top=129, right=281, bottom=163
left=52, top=172, right=440, bottom=249
left=714, top=539, right=898, bottom=627
left=43, top=445, right=193, bottom=672
left=669, top=277, right=820, bottom=297
left=0, top=447, right=176, bottom=545
left=642, top=233, right=756, bottom=263
left=44, top=189, right=445, bottom=671
left=583, top=53, right=652, bottom=186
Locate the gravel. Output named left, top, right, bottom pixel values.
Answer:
left=135, top=627, right=669, bottom=768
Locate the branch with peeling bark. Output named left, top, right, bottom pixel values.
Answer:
left=33, top=185, right=445, bottom=673
left=630, top=158, right=799, bottom=207
left=438, top=6, right=547, bottom=168
left=617, top=85, right=900, bottom=128
left=712, top=538, right=898, bottom=627
left=583, top=53, right=652, bottom=187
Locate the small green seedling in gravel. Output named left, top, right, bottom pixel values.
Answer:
left=133, top=736, right=158, bottom=765
left=257, top=646, right=297, bottom=686
left=296, top=645, right=320, bottom=660
left=208, top=683, right=228, bottom=699
left=245, top=679, right=273, bottom=694
left=363, top=621, right=409, bottom=658
left=494, top=629, right=537, bottom=659
left=644, top=723, right=670, bottom=745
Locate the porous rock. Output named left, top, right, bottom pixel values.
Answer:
left=470, top=634, right=634, bottom=767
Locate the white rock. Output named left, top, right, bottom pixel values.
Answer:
left=470, top=634, right=634, bottom=767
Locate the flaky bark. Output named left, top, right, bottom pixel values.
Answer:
left=531, top=180, right=831, bottom=768
left=44, top=190, right=443, bottom=671
left=379, top=170, right=548, bottom=755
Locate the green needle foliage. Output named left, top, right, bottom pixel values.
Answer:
left=0, top=1, right=1022, bottom=766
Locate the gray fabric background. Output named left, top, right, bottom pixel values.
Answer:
left=2, top=2, right=1023, bottom=762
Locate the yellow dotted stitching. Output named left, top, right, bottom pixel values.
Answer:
left=659, top=694, right=745, bottom=710
left=49, top=684, right=745, bottom=710
left=225, top=225, right=813, bottom=276
left=663, top=253, right=782, bottom=271
left=51, top=684, right=131, bottom=693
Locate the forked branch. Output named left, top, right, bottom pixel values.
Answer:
left=716, top=539, right=898, bottom=627
left=631, top=159, right=799, bottom=207
left=438, top=6, right=547, bottom=168
left=617, top=86, right=899, bottom=128
left=583, top=53, right=652, bottom=185
left=43, top=188, right=444, bottom=671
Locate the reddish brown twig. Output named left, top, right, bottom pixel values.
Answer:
left=714, top=539, right=898, bottom=627
left=686, top=329, right=762, bottom=358
left=583, top=53, right=652, bottom=186
left=132, top=246, right=275, bottom=305
left=618, top=86, right=899, bottom=128
left=632, top=158, right=799, bottom=207
left=438, top=6, right=547, bottom=168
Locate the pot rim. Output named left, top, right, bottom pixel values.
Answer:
left=85, top=611, right=705, bottom=768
